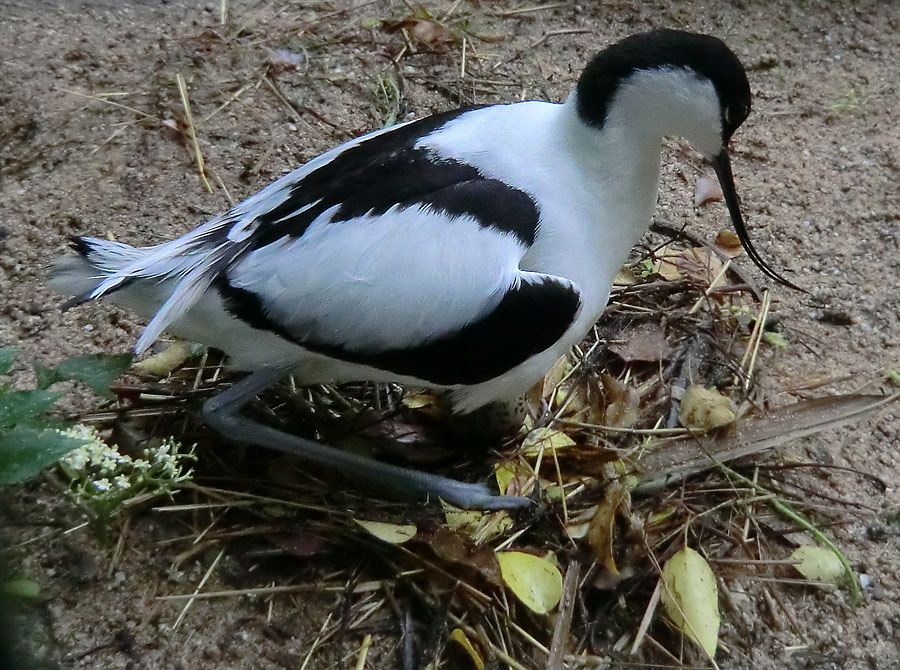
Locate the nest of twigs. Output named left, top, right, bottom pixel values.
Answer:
left=86, top=223, right=886, bottom=669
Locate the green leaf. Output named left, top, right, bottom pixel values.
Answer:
left=47, top=354, right=133, bottom=397
left=0, top=348, right=18, bottom=376
left=2, top=579, right=41, bottom=599
left=0, top=425, right=88, bottom=485
left=33, top=363, right=62, bottom=390
left=0, top=390, right=63, bottom=428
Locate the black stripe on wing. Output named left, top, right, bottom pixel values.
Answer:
left=218, top=275, right=581, bottom=386
left=250, top=106, right=538, bottom=248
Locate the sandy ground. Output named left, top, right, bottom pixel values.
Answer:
left=1, top=0, right=899, bottom=668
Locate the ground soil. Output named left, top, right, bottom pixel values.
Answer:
left=1, top=0, right=899, bottom=668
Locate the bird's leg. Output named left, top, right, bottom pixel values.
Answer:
left=201, top=368, right=532, bottom=510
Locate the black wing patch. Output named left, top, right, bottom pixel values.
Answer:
left=218, top=275, right=581, bottom=386
left=249, top=106, right=538, bottom=249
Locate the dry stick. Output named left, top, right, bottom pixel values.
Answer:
left=498, top=2, right=572, bottom=16
left=547, top=562, right=580, bottom=670
left=201, top=80, right=257, bottom=123
left=742, top=290, right=772, bottom=389
left=630, top=579, right=662, bottom=656
left=299, top=610, right=334, bottom=670
left=175, top=74, right=213, bottom=194
left=57, top=86, right=161, bottom=122
left=173, top=547, right=225, bottom=629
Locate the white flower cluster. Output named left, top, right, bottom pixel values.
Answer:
left=58, top=425, right=194, bottom=509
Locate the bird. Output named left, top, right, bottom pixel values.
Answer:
left=50, top=29, right=798, bottom=510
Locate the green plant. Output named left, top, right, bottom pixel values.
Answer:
left=0, top=348, right=132, bottom=485
left=57, top=424, right=194, bottom=523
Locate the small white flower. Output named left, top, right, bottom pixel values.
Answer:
left=93, top=478, right=112, bottom=492
left=114, top=474, right=131, bottom=490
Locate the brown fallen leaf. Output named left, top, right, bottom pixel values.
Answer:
left=391, top=18, right=455, bottom=46
left=654, top=244, right=682, bottom=281
left=608, top=322, right=673, bottom=363
left=676, top=247, right=726, bottom=288
left=693, top=173, right=724, bottom=207
left=586, top=480, right=630, bottom=573
left=713, top=230, right=744, bottom=258
left=679, top=386, right=736, bottom=430
left=600, top=373, right=641, bottom=428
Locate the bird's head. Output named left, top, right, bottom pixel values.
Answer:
left=576, top=29, right=800, bottom=290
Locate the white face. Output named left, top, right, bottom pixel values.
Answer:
left=605, top=66, right=725, bottom=158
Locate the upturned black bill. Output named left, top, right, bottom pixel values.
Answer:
left=712, top=150, right=802, bottom=291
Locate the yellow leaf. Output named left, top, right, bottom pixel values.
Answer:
left=401, top=393, right=434, bottom=409
left=614, top=267, right=638, bottom=285
left=133, top=340, right=192, bottom=376
left=661, top=547, right=720, bottom=658
left=497, top=551, right=563, bottom=614
left=443, top=503, right=483, bottom=533
left=353, top=519, right=417, bottom=544
left=494, top=461, right=533, bottom=497
left=791, top=546, right=845, bottom=585
left=679, top=386, right=735, bottom=430
left=450, top=629, right=485, bottom=670
left=521, top=428, right=575, bottom=457
left=654, top=245, right=682, bottom=280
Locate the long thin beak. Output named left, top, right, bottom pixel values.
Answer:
left=712, top=150, right=802, bottom=291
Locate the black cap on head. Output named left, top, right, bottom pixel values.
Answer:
left=576, top=29, right=751, bottom=143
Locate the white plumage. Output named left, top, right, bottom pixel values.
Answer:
left=50, top=30, right=795, bottom=508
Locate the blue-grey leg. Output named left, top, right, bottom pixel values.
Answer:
left=201, top=368, right=532, bottom=511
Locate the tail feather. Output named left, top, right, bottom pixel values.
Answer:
left=49, top=237, right=146, bottom=299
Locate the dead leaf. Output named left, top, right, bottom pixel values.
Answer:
left=600, top=374, right=640, bottom=428
left=450, top=629, right=485, bottom=670
left=693, top=173, right=724, bottom=207
left=679, top=385, right=736, bottom=430
left=353, top=519, right=417, bottom=544
left=614, top=267, right=639, bottom=285
left=401, top=393, right=435, bottom=409
left=391, top=18, right=454, bottom=45
left=713, top=230, right=744, bottom=258
left=608, top=322, right=673, bottom=363
left=542, top=355, right=570, bottom=401
left=586, top=481, right=630, bottom=573
left=266, top=47, right=306, bottom=72
left=521, top=428, right=575, bottom=457
left=133, top=340, right=192, bottom=376
left=676, top=247, right=726, bottom=287
left=265, top=532, right=327, bottom=558
left=654, top=244, right=682, bottom=280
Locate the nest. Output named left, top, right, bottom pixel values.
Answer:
left=85, top=224, right=884, bottom=668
